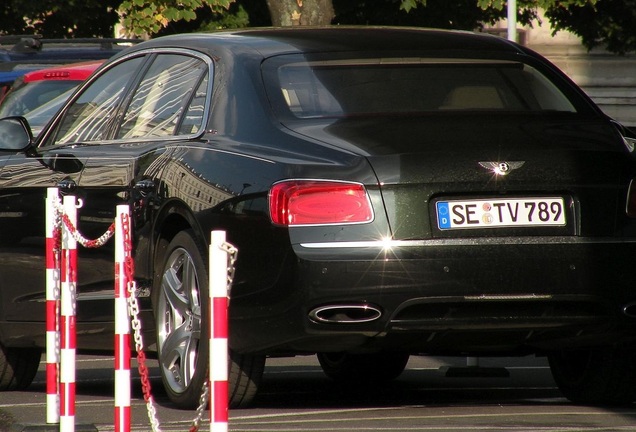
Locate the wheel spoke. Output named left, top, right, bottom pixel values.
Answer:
left=160, top=320, right=199, bottom=388
left=158, top=247, right=203, bottom=393
left=162, top=322, right=188, bottom=359
left=181, top=331, right=199, bottom=387
left=182, top=256, right=201, bottom=311
left=162, top=266, right=189, bottom=316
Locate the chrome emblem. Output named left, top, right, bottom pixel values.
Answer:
left=478, top=161, right=525, bottom=176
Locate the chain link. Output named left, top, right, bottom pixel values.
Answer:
left=188, top=240, right=237, bottom=431
left=51, top=226, right=62, bottom=388
left=220, top=241, right=238, bottom=299
left=121, top=212, right=163, bottom=432
left=52, top=197, right=242, bottom=431
left=53, top=199, right=115, bottom=248
left=190, top=381, right=209, bottom=432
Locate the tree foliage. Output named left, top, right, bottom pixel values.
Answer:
left=120, top=0, right=336, bottom=34
left=335, top=0, right=507, bottom=30
left=0, top=0, right=121, bottom=38
left=401, top=0, right=636, bottom=54
left=1, top=0, right=635, bottom=55
left=476, top=0, right=595, bottom=9
left=154, top=0, right=271, bottom=34
left=118, top=0, right=234, bottom=36
left=544, top=0, right=636, bottom=54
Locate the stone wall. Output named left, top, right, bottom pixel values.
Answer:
left=534, top=44, right=636, bottom=127
left=487, top=18, right=636, bottom=128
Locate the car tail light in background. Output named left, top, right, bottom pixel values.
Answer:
left=269, top=180, right=374, bottom=226
left=44, top=71, right=71, bottom=79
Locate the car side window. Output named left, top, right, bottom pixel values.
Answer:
left=48, top=56, right=145, bottom=145
left=176, top=74, right=209, bottom=135
left=116, top=54, right=208, bottom=139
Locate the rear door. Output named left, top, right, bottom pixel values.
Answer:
left=74, top=51, right=211, bottom=309
left=42, top=50, right=211, bottom=325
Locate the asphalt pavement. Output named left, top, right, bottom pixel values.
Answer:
left=2, top=354, right=636, bottom=431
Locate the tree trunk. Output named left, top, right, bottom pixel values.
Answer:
left=265, top=0, right=335, bottom=26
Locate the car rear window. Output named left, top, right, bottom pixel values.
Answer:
left=263, top=57, right=577, bottom=119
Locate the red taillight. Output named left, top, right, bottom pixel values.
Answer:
left=269, top=180, right=374, bottom=226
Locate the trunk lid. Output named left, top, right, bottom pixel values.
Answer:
left=285, top=112, right=633, bottom=239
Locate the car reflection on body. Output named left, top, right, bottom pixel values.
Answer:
left=0, top=27, right=636, bottom=409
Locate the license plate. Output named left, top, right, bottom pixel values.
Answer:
left=436, top=197, right=566, bottom=230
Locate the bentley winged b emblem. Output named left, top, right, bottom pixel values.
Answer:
left=478, top=161, right=525, bottom=176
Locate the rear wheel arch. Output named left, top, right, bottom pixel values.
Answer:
left=150, top=205, right=264, bottom=408
left=150, top=201, right=208, bottom=289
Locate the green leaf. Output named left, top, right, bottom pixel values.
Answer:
left=400, top=0, right=419, bottom=13
left=182, top=9, right=197, bottom=21
left=163, top=8, right=178, bottom=20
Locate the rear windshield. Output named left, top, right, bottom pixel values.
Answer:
left=263, top=57, right=578, bottom=119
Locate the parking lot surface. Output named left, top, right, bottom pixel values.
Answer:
left=2, top=355, right=636, bottom=431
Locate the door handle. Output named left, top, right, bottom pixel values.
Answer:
left=134, top=179, right=155, bottom=194
left=57, top=178, right=77, bottom=192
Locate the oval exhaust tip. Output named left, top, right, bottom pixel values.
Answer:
left=309, top=304, right=382, bottom=324
left=623, top=302, right=636, bottom=318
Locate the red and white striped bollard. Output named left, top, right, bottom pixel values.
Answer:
left=209, top=231, right=229, bottom=432
left=45, top=188, right=60, bottom=424
left=114, top=205, right=132, bottom=432
left=60, top=195, right=78, bottom=432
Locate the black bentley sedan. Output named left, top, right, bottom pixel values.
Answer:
left=1, top=27, right=636, bottom=408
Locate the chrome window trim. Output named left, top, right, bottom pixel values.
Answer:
left=38, top=47, right=214, bottom=147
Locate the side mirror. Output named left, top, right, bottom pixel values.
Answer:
left=0, top=116, right=33, bottom=151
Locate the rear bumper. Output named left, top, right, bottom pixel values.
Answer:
left=230, top=236, right=636, bottom=354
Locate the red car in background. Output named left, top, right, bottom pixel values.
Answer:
left=0, top=60, right=103, bottom=119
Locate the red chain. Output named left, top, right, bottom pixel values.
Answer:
left=136, top=350, right=153, bottom=403
left=120, top=213, right=155, bottom=407
left=122, top=214, right=135, bottom=282
left=85, top=224, right=115, bottom=248
left=57, top=204, right=203, bottom=430
left=53, top=226, right=61, bottom=269
left=53, top=226, right=61, bottom=251
left=60, top=212, right=115, bottom=248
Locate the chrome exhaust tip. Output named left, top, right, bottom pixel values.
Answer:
left=623, top=302, right=636, bottom=318
left=309, top=304, right=382, bottom=324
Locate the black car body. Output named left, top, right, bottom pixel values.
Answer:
left=1, top=27, right=636, bottom=408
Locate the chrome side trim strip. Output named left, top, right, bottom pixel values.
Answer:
left=299, top=237, right=636, bottom=249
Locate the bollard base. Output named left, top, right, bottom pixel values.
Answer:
left=12, top=424, right=98, bottom=431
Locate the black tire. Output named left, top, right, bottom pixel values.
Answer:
left=548, top=345, right=636, bottom=406
left=155, top=230, right=264, bottom=408
left=0, top=344, right=41, bottom=390
left=317, top=352, right=409, bottom=382
left=229, top=349, right=266, bottom=408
